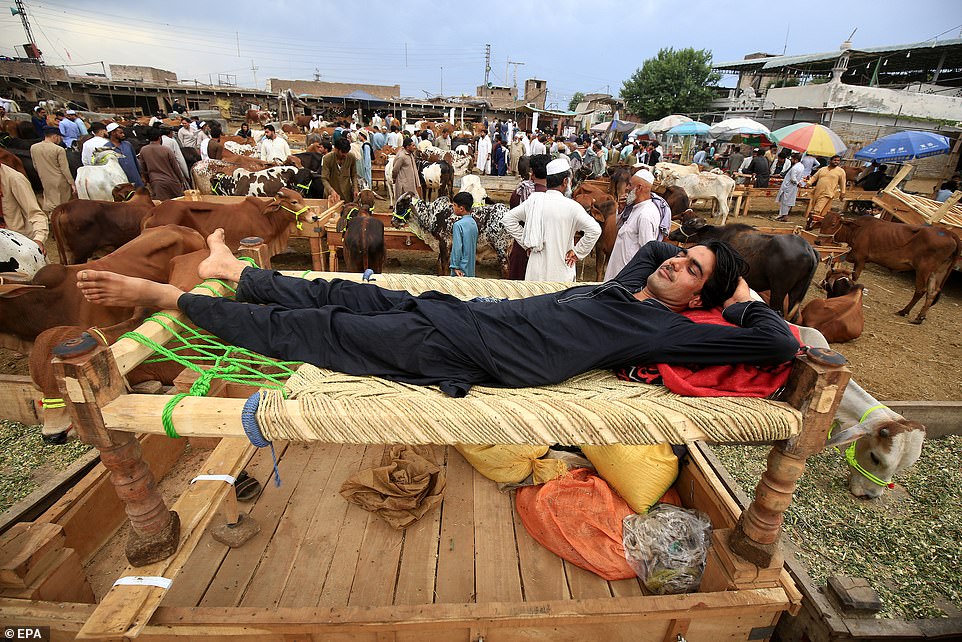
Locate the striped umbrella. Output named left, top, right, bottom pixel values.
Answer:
left=770, top=123, right=847, bottom=157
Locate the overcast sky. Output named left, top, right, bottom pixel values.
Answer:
left=2, top=0, right=960, bottom=108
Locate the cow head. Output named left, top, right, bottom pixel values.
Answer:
left=827, top=419, right=926, bottom=498
left=270, top=188, right=310, bottom=228
left=817, top=210, right=844, bottom=236
left=821, top=266, right=858, bottom=298
left=667, top=217, right=708, bottom=244
left=392, top=192, right=417, bottom=228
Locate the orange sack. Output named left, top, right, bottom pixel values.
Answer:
left=515, top=468, right=635, bottom=581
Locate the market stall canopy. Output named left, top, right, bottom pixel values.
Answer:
left=590, top=119, right=639, bottom=134
left=651, top=114, right=693, bottom=133
left=667, top=121, right=710, bottom=136
left=854, top=130, right=951, bottom=163
left=770, top=123, right=846, bottom=156
left=709, top=118, right=771, bottom=140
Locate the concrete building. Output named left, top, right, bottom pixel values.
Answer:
left=523, top=79, right=547, bottom=109
left=267, top=79, right=399, bottom=101
left=476, top=84, right=517, bottom=109
left=109, top=65, right=177, bottom=83
left=711, top=39, right=962, bottom=182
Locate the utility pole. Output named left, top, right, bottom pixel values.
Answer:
left=484, top=44, right=491, bottom=90
left=13, top=0, right=47, bottom=87
left=507, top=60, right=525, bottom=92
left=250, top=59, right=259, bottom=89
left=440, top=66, right=443, bottom=97
left=314, top=68, right=321, bottom=81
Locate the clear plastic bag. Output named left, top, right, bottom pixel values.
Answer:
left=622, top=504, right=712, bottom=594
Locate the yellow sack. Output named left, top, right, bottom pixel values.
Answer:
left=580, top=444, right=679, bottom=514
left=455, top=444, right=567, bottom=484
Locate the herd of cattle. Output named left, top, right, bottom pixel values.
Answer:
left=0, top=114, right=952, bottom=496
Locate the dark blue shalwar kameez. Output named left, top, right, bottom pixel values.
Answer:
left=177, top=242, right=799, bottom=397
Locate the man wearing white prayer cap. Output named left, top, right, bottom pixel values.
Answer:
left=603, top=168, right=661, bottom=281
left=501, top=155, right=601, bottom=281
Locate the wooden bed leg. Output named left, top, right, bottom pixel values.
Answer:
left=54, top=340, right=180, bottom=568
left=309, top=236, right=325, bottom=271
left=730, top=351, right=850, bottom=567
left=238, top=236, right=271, bottom=269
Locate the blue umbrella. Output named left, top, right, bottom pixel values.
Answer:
left=666, top=121, right=710, bottom=136
left=854, top=131, right=950, bottom=163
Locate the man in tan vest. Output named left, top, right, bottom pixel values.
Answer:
left=30, top=126, right=75, bottom=214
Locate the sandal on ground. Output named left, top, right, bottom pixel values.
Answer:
left=235, top=470, right=262, bottom=502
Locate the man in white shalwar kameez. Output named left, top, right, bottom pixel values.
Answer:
left=501, top=157, right=601, bottom=282
left=773, top=152, right=805, bottom=222
left=476, top=132, right=492, bottom=174
left=604, top=169, right=661, bottom=281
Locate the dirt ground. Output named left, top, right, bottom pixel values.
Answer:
left=2, top=197, right=960, bottom=405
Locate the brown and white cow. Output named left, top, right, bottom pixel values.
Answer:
left=819, top=211, right=962, bottom=324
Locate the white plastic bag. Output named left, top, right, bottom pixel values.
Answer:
left=622, top=504, right=712, bottom=594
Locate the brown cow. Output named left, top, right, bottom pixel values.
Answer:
left=337, top=202, right=385, bottom=273
left=295, top=115, right=313, bottom=131
left=142, top=187, right=306, bottom=250
left=0, top=148, right=27, bottom=176
left=819, top=211, right=962, bottom=324
left=29, top=247, right=209, bottom=439
left=800, top=267, right=865, bottom=342
left=51, top=190, right=157, bottom=264
left=0, top=225, right=206, bottom=343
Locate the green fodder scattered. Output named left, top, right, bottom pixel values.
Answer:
left=712, top=435, right=962, bottom=619
left=0, top=420, right=92, bottom=512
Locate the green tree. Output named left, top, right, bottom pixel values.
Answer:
left=568, top=92, right=585, bottom=112
left=620, top=48, right=721, bottom=120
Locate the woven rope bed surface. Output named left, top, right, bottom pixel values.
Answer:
left=251, top=273, right=802, bottom=446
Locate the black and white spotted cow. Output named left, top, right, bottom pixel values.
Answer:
left=392, top=192, right=511, bottom=277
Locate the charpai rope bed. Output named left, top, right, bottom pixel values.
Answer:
left=251, top=365, right=801, bottom=446
left=133, top=271, right=801, bottom=449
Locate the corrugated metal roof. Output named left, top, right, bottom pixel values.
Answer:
left=714, top=38, right=962, bottom=71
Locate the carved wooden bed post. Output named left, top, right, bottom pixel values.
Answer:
left=729, top=350, right=851, bottom=567
left=54, top=339, right=180, bottom=567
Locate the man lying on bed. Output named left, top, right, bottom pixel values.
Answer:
left=76, top=229, right=799, bottom=398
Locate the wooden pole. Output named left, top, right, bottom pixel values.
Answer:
left=54, top=342, right=179, bottom=567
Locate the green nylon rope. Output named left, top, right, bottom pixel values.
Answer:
left=238, top=256, right=260, bottom=268
left=121, top=298, right=300, bottom=438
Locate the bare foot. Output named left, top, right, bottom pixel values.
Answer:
left=76, top=270, right=183, bottom=309
left=198, top=229, right=247, bottom=282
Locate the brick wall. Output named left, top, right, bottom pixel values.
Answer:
left=109, top=65, right=177, bottom=83
left=0, top=61, right=68, bottom=81
left=266, top=79, right=399, bottom=100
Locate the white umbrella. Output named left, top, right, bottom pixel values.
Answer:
left=708, top=117, right=771, bottom=140
left=651, top=114, right=692, bottom=133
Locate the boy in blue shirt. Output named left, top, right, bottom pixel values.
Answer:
left=449, top=191, right=479, bottom=277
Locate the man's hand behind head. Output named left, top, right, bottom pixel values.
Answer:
left=723, top=277, right=752, bottom=309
